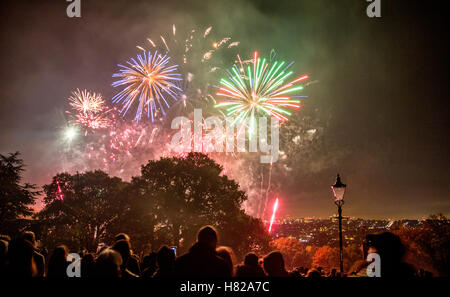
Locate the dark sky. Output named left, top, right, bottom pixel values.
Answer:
left=0, top=0, right=449, bottom=219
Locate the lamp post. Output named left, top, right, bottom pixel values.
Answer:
left=331, top=174, right=346, bottom=276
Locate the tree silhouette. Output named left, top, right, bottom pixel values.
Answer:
left=37, top=171, right=127, bottom=252
left=312, top=245, right=339, bottom=272
left=343, top=244, right=363, bottom=273
left=134, top=153, right=270, bottom=257
left=33, top=153, right=271, bottom=258
left=106, top=180, right=159, bottom=256
left=395, top=214, right=450, bottom=276
left=0, top=152, right=39, bottom=234
left=291, top=248, right=313, bottom=269
left=271, top=237, right=308, bottom=269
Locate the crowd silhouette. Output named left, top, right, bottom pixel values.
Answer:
left=0, top=226, right=430, bottom=278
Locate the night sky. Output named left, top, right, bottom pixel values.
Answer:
left=0, top=0, right=448, bottom=219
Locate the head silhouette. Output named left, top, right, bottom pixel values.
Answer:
left=217, top=246, right=235, bottom=276
left=6, top=237, right=36, bottom=277
left=22, top=231, right=36, bottom=246
left=244, top=253, right=259, bottom=267
left=157, top=246, right=175, bottom=270
left=366, top=232, right=405, bottom=260
left=81, top=253, right=95, bottom=278
left=47, top=245, right=69, bottom=278
left=96, top=248, right=122, bottom=278
left=114, top=233, right=130, bottom=242
left=263, top=251, right=287, bottom=277
left=306, top=268, right=321, bottom=278
left=112, top=239, right=131, bottom=266
left=366, top=232, right=408, bottom=277
left=142, top=252, right=157, bottom=269
left=197, top=226, right=218, bottom=248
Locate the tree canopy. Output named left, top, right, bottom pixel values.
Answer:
left=36, top=153, right=271, bottom=259
left=0, top=152, right=38, bottom=234
left=37, top=171, right=127, bottom=251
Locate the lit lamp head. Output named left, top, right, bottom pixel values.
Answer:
left=331, top=174, right=346, bottom=202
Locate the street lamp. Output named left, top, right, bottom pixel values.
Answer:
left=331, top=174, right=346, bottom=276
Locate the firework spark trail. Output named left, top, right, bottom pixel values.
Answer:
left=262, top=158, right=274, bottom=219
left=268, top=197, right=279, bottom=233
left=147, top=38, right=156, bottom=48
left=215, top=51, right=309, bottom=134
left=112, top=50, right=182, bottom=122
left=204, top=26, right=212, bottom=38
left=257, top=165, right=264, bottom=218
left=56, top=180, right=64, bottom=201
left=134, top=128, right=146, bottom=147
left=160, top=36, right=170, bottom=52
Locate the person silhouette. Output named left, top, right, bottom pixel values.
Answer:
left=114, top=233, right=141, bottom=276
left=95, top=248, right=122, bottom=278
left=81, top=253, right=96, bottom=278
left=112, top=239, right=139, bottom=278
left=365, top=232, right=415, bottom=277
left=236, top=253, right=266, bottom=277
left=47, top=245, right=70, bottom=278
left=216, top=246, right=235, bottom=276
left=22, top=231, right=45, bottom=277
left=153, top=246, right=175, bottom=278
left=262, top=251, right=288, bottom=277
left=5, top=237, right=37, bottom=278
left=175, top=226, right=230, bottom=277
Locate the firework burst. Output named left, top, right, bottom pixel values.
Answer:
left=69, top=89, right=105, bottom=114
left=67, top=89, right=111, bottom=132
left=112, top=51, right=182, bottom=122
left=73, top=111, right=111, bottom=131
left=144, top=25, right=239, bottom=113
left=215, top=51, right=308, bottom=128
